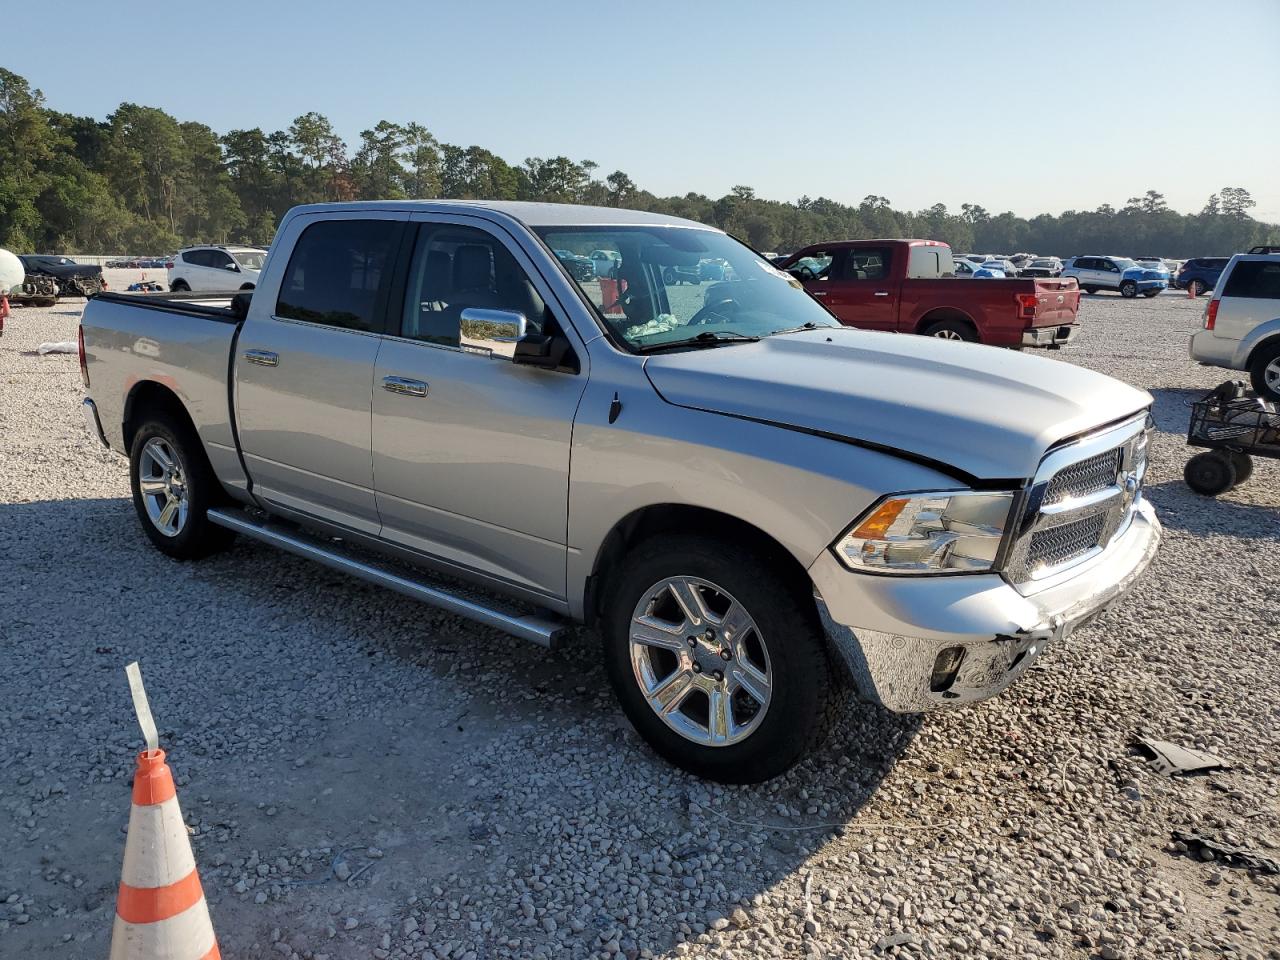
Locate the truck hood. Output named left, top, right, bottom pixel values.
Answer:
left=642, top=329, right=1150, bottom=480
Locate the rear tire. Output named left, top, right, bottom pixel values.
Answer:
left=1120, top=280, right=1138, bottom=298
left=1083, top=285, right=1098, bottom=295
left=922, top=318, right=978, bottom=342
left=129, top=411, right=236, bottom=560
left=1142, top=289, right=1160, bottom=298
left=1248, top=340, right=1280, bottom=401
left=170, top=279, right=190, bottom=292
left=601, top=534, right=840, bottom=783
left=1189, top=279, right=1205, bottom=297
left=1183, top=452, right=1236, bottom=497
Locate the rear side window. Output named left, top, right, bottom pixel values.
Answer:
left=183, top=250, right=210, bottom=267
left=843, top=247, right=891, bottom=281
left=1223, top=261, right=1280, bottom=299
left=276, top=219, right=399, bottom=332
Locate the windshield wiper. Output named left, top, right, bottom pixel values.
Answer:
left=634, top=331, right=761, bottom=353
left=767, top=321, right=828, bottom=336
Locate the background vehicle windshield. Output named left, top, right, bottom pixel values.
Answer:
left=536, top=226, right=838, bottom=349
left=233, top=251, right=267, bottom=271
left=1112, top=258, right=1139, bottom=271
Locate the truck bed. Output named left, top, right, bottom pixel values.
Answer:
left=79, top=290, right=250, bottom=493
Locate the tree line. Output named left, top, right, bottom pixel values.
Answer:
left=2, top=68, right=1275, bottom=258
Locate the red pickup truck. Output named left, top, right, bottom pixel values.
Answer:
left=778, top=239, right=1080, bottom=348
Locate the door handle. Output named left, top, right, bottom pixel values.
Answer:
left=243, top=349, right=278, bottom=366
left=382, top=376, right=429, bottom=398
left=873, top=291, right=890, bottom=297
left=810, top=290, right=829, bottom=297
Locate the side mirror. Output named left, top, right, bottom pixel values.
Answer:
left=513, top=332, right=573, bottom=369
left=225, top=262, right=239, bottom=271
left=459, top=307, right=526, bottom=343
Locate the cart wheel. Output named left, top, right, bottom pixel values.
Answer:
left=1228, top=452, right=1254, bottom=487
left=1184, top=452, right=1236, bottom=496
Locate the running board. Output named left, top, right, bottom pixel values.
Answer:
left=207, top=508, right=569, bottom=648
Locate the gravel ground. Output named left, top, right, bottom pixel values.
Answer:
left=1, top=279, right=1278, bottom=959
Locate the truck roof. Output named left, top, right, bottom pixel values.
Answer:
left=281, top=200, right=712, bottom=230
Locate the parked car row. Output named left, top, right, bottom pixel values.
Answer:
left=105, top=256, right=175, bottom=269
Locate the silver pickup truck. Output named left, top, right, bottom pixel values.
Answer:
left=80, top=201, right=1161, bottom=782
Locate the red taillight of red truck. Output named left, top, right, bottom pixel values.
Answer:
left=78, top=324, right=89, bottom=387
left=1205, top=300, right=1219, bottom=331
left=1015, top=293, right=1040, bottom=320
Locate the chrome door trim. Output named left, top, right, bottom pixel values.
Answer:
left=243, top=349, right=279, bottom=366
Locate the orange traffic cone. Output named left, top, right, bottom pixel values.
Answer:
left=110, top=665, right=219, bottom=960
left=1187, top=281, right=1197, bottom=299
left=1, top=294, right=9, bottom=338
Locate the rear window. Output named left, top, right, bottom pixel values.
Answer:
left=275, top=219, right=399, bottom=332
left=1223, top=261, right=1280, bottom=300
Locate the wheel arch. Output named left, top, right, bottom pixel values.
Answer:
left=122, top=380, right=200, bottom=456
left=584, top=504, right=816, bottom=628
left=1240, top=323, right=1280, bottom=370
left=914, top=306, right=979, bottom=339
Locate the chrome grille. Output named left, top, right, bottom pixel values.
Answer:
left=1007, top=415, right=1149, bottom=588
left=1044, top=448, right=1121, bottom=505
left=1026, top=512, right=1107, bottom=570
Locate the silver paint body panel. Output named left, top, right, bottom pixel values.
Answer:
left=81, top=200, right=1160, bottom=712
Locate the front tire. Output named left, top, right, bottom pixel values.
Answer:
left=129, top=412, right=236, bottom=559
left=1183, top=451, right=1236, bottom=496
left=1083, top=285, right=1098, bottom=295
left=1142, top=288, right=1160, bottom=298
left=1248, top=341, right=1280, bottom=401
left=170, top=279, right=190, bottom=293
left=601, top=535, right=839, bottom=783
left=1120, top=280, right=1138, bottom=298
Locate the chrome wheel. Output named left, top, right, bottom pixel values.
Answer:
left=138, top=437, right=189, bottom=537
left=934, top=328, right=964, bottom=340
left=628, top=576, right=772, bottom=747
left=1265, top=358, right=1280, bottom=393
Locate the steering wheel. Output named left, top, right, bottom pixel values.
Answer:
left=688, top=292, right=741, bottom=326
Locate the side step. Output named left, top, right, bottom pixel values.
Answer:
left=207, top=508, right=569, bottom=648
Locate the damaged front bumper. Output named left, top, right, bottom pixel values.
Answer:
left=811, top=498, right=1161, bottom=713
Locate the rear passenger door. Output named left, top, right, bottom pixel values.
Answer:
left=235, top=212, right=408, bottom=535
left=370, top=214, right=590, bottom=601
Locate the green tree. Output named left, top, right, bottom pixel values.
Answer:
left=0, top=68, right=57, bottom=248
left=352, top=121, right=407, bottom=200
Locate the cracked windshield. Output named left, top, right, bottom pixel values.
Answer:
left=536, top=227, right=838, bottom=350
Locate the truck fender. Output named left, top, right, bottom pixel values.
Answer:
left=1237, top=316, right=1280, bottom=369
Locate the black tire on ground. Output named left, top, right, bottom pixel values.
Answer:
left=129, top=411, right=236, bottom=560
left=1183, top=451, right=1236, bottom=497
left=170, top=280, right=190, bottom=292
left=663, top=267, right=676, bottom=286
left=601, top=534, right=841, bottom=783
left=1189, top=279, right=1205, bottom=297
left=1083, top=285, right=1098, bottom=295
left=1120, top=280, right=1138, bottom=298
left=921, top=318, right=978, bottom=342
left=1228, top=452, right=1254, bottom=487
left=1142, top=288, right=1160, bottom=298
left=1248, top=340, right=1280, bottom=401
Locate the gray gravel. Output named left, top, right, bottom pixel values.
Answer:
left=1, top=279, right=1278, bottom=959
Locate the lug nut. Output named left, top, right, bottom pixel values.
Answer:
left=692, top=663, right=702, bottom=674
left=711, top=670, right=724, bottom=682
left=687, top=637, right=697, bottom=647
left=719, top=649, right=732, bottom=661
left=703, top=628, right=716, bottom=641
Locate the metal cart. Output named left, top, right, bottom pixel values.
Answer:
left=1183, top=381, right=1280, bottom=495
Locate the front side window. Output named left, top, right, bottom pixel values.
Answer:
left=1223, top=261, right=1280, bottom=299
left=233, top=250, right=267, bottom=271
left=400, top=223, right=547, bottom=357
left=276, top=219, right=398, bottom=332
left=207, top=250, right=235, bottom=270
left=535, top=225, right=839, bottom=351
left=844, top=248, right=891, bottom=281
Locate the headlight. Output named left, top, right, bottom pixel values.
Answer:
left=834, top=491, right=1015, bottom=574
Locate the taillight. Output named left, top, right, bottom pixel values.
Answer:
left=1015, top=292, right=1039, bottom=319
left=78, top=324, right=89, bottom=387
left=1205, top=300, right=1219, bottom=331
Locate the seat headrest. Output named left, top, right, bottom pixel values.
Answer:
left=453, top=245, right=492, bottom=291
left=423, top=250, right=451, bottom=296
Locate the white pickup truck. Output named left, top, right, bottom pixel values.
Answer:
left=79, top=201, right=1161, bottom=781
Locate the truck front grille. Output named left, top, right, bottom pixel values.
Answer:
left=1007, top=416, right=1149, bottom=587
left=1026, top=512, right=1108, bottom=570
left=1044, top=448, right=1122, bottom=505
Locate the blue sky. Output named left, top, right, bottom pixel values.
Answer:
left=13, top=0, right=1280, bottom=220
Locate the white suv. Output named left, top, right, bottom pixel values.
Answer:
left=168, top=245, right=267, bottom=292
left=1189, top=254, right=1280, bottom=399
